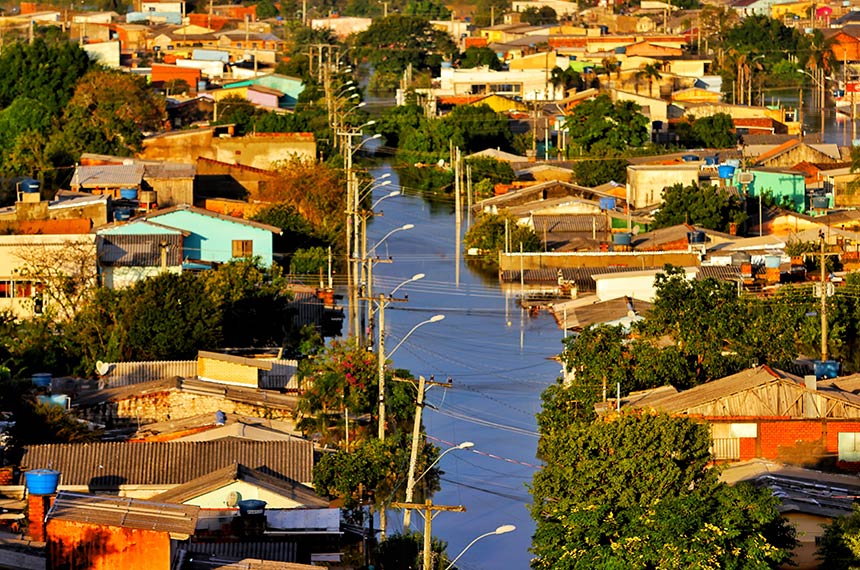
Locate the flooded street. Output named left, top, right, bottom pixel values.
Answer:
left=359, top=164, right=562, bottom=569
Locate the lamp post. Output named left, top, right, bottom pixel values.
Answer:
left=443, top=525, right=516, bottom=570
left=798, top=68, right=827, bottom=136
left=378, top=313, right=445, bottom=441
left=342, top=125, right=380, bottom=337
left=404, top=440, right=473, bottom=528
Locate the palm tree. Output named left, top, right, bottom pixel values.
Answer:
left=641, top=63, right=662, bottom=98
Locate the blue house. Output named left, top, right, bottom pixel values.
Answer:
left=139, top=205, right=282, bottom=267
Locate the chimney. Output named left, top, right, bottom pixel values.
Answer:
left=27, top=494, right=54, bottom=542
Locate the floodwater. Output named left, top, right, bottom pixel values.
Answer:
left=358, top=163, right=562, bottom=570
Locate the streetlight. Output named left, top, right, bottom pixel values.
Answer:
left=378, top=313, right=445, bottom=440
left=797, top=68, right=827, bottom=136
left=361, top=222, right=412, bottom=343
left=443, top=525, right=516, bottom=570
left=404, top=440, right=472, bottom=527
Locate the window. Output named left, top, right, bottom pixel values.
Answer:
left=838, top=432, right=860, bottom=462
left=0, top=281, right=10, bottom=298
left=232, top=240, right=253, bottom=258
left=15, top=281, right=32, bottom=298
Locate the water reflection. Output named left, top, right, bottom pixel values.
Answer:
left=360, top=163, right=561, bottom=570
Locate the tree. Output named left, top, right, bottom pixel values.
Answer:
left=12, top=236, right=98, bottom=322
left=259, top=159, right=346, bottom=244
left=690, top=113, right=736, bottom=148
left=353, top=15, right=456, bottom=85
left=377, top=531, right=450, bottom=570
left=639, top=62, right=662, bottom=97
left=456, top=46, right=502, bottom=70
left=464, top=213, right=541, bottom=264
left=563, top=94, right=649, bottom=153
left=571, top=154, right=628, bottom=186
left=521, top=6, right=557, bottom=25
left=530, top=411, right=796, bottom=569
left=652, top=182, right=747, bottom=232
left=818, top=504, right=860, bottom=569
left=57, top=69, right=167, bottom=157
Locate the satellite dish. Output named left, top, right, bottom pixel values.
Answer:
left=226, top=491, right=242, bottom=507
left=95, top=361, right=112, bottom=376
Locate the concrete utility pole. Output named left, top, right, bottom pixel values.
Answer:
left=813, top=232, right=840, bottom=362
left=391, top=500, right=465, bottom=570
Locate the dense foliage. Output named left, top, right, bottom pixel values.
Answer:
left=652, top=182, right=748, bottom=232
left=530, top=412, right=796, bottom=569
left=675, top=113, right=737, bottom=149
left=464, top=213, right=541, bottom=264
left=818, top=504, right=860, bottom=569
left=563, top=94, right=649, bottom=153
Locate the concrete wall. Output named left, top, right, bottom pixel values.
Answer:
left=198, top=357, right=260, bottom=388
left=184, top=480, right=308, bottom=509
left=102, top=265, right=182, bottom=289
left=146, top=177, right=194, bottom=207
left=83, top=388, right=295, bottom=426
left=498, top=250, right=700, bottom=271
left=627, top=164, right=700, bottom=207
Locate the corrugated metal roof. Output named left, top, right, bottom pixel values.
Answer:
left=185, top=555, right=316, bottom=570
left=22, top=439, right=314, bottom=487
left=47, top=491, right=199, bottom=535
left=500, top=266, right=662, bottom=290
left=71, top=164, right=145, bottom=188
left=152, top=463, right=327, bottom=507
left=533, top=214, right=610, bottom=233
left=188, top=542, right=298, bottom=563
left=97, top=234, right=183, bottom=267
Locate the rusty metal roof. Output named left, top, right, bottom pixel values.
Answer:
left=71, top=164, right=145, bottom=188
left=47, top=491, right=199, bottom=535
left=22, top=439, right=314, bottom=488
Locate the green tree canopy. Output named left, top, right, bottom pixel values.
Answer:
left=530, top=411, right=796, bottom=569
left=353, top=15, right=456, bottom=78
left=818, top=504, right=860, bottom=569
left=456, top=46, right=502, bottom=70
left=464, top=212, right=541, bottom=264
left=563, top=94, right=649, bottom=153
left=520, top=6, right=557, bottom=25
left=652, top=182, right=747, bottom=232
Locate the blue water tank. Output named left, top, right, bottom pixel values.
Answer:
left=37, top=395, right=70, bottom=409
left=25, top=469, right=60, bottom=495
left=687, top=231, right=706, bottom=244
left=114, top=209, right=132, bottom=221
left=237, top=499, right=267, bottom=515
left=814, top=359, right=839, bottom=380
left=681, top=154, right=699, bottom=162
left=19, top=178, right=40, bottom=193
left=613, top=232, right=632, bottom=246
left=811, top=196, right=830, bottom=210
left=31, top=373, right=52, bottom=389
left=119, top=188, right=138, bottom=200
left=718, top=165, right=736, bottom=179
left=599, top=197, right=616, bottom=210
left=704, top=156, right=717, bottom=166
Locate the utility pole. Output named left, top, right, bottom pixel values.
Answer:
left=403, top=375, right=453, bottom=528
left=813, top=232, right=840, bottom=362
left=391, top=500, right=466, bottom=570
left=378, top=293, right=386, bottom=439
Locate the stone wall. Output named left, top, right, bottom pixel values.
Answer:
left=83, top=389, right=295, bottom=428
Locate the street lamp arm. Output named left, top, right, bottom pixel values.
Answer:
left=388, top=314, right=445, bottom=357
left=415, top=441, right=473, bottom=484
left=443, top=525, right=516, bottom=570
left=367, top=224, right=414, bottom=258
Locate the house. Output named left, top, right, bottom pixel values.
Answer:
left=750, top=139, right=842, bottom=169
left=720, top=459, right=860, bottom=570
left=141, top=126, right=317, bottom=169
left=44, top=492, right=199, bottom=569
left=16, top=439, right=314, bottom=498
left=70, top=163, right=145, bottom=199
left=617, top=365, right=860, bottom=469
left=592, top=267, right=699, bottom=302
left=551, top=295, right=652, bottom=331
left=0, top=234, right=97, bottom=320
left=136, top=205, right=282, bottom=267
left=152, top=463, right=327, bottom=510
left=826, top=25, right=860, bottom=63
left=0, top=186, right=109, bottom=231
left=196, top=157, right=277, bottom=201
left=211, top=74, right=305, bottom=110
left=96, top=220, right=186, bottom=289
left=626, top=163, right=701, bottom=207
left=130, top=412, right=300, bottom=442
left=474, top=180, right=623, bottom=215
left=741, top=167, right=809, bottom=212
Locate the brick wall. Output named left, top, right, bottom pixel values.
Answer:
left=47, top=520, right=171, bottom=570
left=28, top=494, right=53, bottom=541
